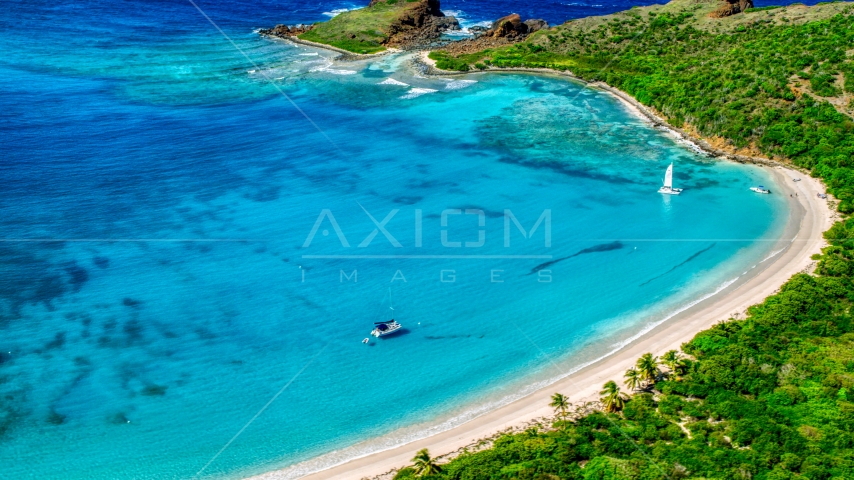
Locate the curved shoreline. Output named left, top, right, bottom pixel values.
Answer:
left=260, top=35, right=399, bottom=61
left=247, top=50, right=836, bottom=480
left=413, top=51, right=813, bottom=172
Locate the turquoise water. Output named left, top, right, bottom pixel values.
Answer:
left=0, top=2, right=790, bottom=479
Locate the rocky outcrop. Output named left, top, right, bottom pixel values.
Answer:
left=479, top=14, right=549, bottom=39
left=709, top=0, right=754, bottom=18
left=490, top=14, right=528, bottom=38
left=259, top=24, right=313, bottom=37
left=523, top=19, right=549, bottom=34
left=384, top=0, right=459, bottom=48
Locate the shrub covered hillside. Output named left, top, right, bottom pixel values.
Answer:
left=394, top=217, right=854, bottom=479
left=429, top=1, right=854, bottom=211
left=299, top=0, right=453, bottom=54
left=299, top=0, right=408, bottom=54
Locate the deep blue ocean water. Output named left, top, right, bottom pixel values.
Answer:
left=0, top=1, right=807, bottom=478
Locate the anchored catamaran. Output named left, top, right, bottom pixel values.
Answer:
left=371, top=289, right=402, bottom=338
left=658, top=163, right=683, bottom=195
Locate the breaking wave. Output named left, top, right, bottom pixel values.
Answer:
left=379, top=78, right=409, bottom=87
left=400, top=87, right=438, bottom=99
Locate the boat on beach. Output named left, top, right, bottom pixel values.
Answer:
left=750, top=186, right=771, bottom=194
left=658, top=163, right=683, bottom=195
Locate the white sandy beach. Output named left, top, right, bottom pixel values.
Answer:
left=247, top=55, right=837, bottom=480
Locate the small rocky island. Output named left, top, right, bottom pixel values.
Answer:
left=259, top=0, right=547, bottom=54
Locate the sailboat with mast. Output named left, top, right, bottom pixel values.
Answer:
left=658, top=162, right=683, bottom=195
left=371, top=289, right=402, bottom=338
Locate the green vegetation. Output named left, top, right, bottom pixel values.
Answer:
left=391, top=3, right=854, bottom=478
left=298, top=4, right=392, bottom=54
left=599, top=380, right=628, bottom=413
left=412, top=449, right=443, bottom=476
left=550, top=393, right=571, bottom=428
left=745, top=5, right=785, bottom=13
left=624, top=367, right=642, bottom=391
left=297, top=0, right=431, bottom=54
left=428, top=51, right=473, bottom=71
left=430, top=2, right=854, bottom=211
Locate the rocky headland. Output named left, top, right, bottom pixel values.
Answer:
left=259, top=0, right=460, bottom=53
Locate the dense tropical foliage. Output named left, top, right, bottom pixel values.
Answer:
left=430, top=2, right=854, bottom=211
left=393, top=4, right=854, bottom=477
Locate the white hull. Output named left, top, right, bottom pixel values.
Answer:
left=750, top=187, right=771, bottom=194
left=658, top=186, right=682, bottom=195
left=371, top=322, right=402, bottom=337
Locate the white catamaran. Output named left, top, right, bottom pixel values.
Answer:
left=658, top=163, right=683, bottom=195
left=371, top=289, right=402, bottom=338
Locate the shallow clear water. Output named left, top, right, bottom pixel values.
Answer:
left=0, top=1, right=793, bottom=479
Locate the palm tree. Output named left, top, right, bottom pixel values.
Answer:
left=600, top=380, right=627, bottom=413
left=549, top=393, right=571, bottom=428
left=673, top=358, right=690, bottom=377
left=661, top=350, right=681, bottom=373
left=624, top=367, right=642, bottom=391
left=411, top=449, right=442, bottom=476
left=636, top=352, right=660, bottom=384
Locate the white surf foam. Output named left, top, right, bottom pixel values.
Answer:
left=400, top=87, right=437, bottom=99
left=761, top=247, right=787, bottom=263
left=298, top=52, right=319, bottom=56
left=438, top=10, right=493, bottom=37
left=322, top=7, right=361, bottom=17
left=309, top=59, right=357, bottom=75
left=444, top=20, right=493, bottom=37
left=444, top=79, right=477, bottom=91
left=325, top=69, right=357, bottom=75
left=378, top=78, right=409, bottom=87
